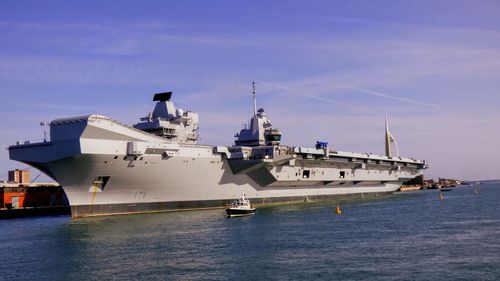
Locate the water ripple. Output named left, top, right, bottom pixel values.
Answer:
left=1, top=184, right=500, bottom=280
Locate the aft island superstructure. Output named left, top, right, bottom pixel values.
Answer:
left=9, top=87, right=426, bottom=218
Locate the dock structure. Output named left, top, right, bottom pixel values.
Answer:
left=1, top=170, right=70, bottom=218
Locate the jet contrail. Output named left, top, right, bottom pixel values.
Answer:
left=338, top=84, right=444, bottom=110
left=258, top=80, right=377, bottom=114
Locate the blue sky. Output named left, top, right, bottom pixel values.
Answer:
left=1, top=0, right=499, bottom=181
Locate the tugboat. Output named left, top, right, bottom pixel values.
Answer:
left=226, top=193, right=256, bottom=217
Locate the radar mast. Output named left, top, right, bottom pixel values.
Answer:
left=252, top=82, right=257, bottom=117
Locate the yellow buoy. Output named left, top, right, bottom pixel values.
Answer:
left=335, top=204, right=342, bottom=214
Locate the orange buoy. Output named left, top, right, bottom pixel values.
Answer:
left=335, top=204, right=342, bottom=214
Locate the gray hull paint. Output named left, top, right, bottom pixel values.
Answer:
left=71, top=192, right=393, bottom=218
left=44, top=153, right=402, bottom=217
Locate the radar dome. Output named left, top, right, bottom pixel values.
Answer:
left=176, top=108, right=184, bottom=117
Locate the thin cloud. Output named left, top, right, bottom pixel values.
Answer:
left=0, top=19, right=250, bottom=56
left=258, top=80, right=376, bottom=114
left=337, top=85, right=444, bottom=111
left=304, top=94, right=377, bottom=114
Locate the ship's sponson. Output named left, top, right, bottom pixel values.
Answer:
left=50, top=114, right=166, bottom=142
left=215, top=145, right=424, bottom=187
left=9, top=114, right=170, bottom=170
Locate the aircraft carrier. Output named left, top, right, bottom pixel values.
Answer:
left=9, top=86, right=426, bottom=218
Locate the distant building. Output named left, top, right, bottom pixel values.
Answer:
left=8, top=169, right=30, bottom=184
left=438, top=178, right=462, bottom=187
left=2, top=169, right=69, bottom=210
left=1, top=183, right=68, bottom=209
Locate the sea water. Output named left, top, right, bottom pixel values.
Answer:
left=1, top=184, right=499, bottom=280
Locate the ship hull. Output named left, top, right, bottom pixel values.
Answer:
left=71, top=191, right=393, bottom=218
left=44, top=154, right=402, bottom=218
left=9, top=114, right=424, bottom=218
left=226, top=207, right=256, bottom=217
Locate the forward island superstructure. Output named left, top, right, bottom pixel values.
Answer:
left=9, top=87, right=426, bottom=218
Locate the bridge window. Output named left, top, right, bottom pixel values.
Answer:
left=303, top=170, right=310, bottom=178
left=266, top=134, right=281, bottom=141
left=339, top=171, right=346, bottom=179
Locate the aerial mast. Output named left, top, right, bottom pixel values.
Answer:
left=40, top=121, right=48, bottom=142
left=252, top=82, right=257, bottom=117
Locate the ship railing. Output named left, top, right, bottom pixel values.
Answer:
left=180, top=143, right=215, bottom=149
left=89, top=115, right=206, bottom=145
